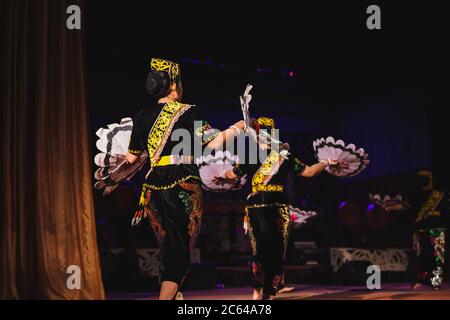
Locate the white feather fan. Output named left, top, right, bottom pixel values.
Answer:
left=94, top=117, right=148, bottom=195
left=288, top=205, right=318, bottom=227
left=197, top=150, right=247, bottom=192
left=312, top=136, right=369, bottom=177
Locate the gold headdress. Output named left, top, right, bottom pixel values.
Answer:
left=150, top=58, right=180, bottom=81
left=418, top=170, right=432, bottom=178
left=257, top=117, right=275, bottom=129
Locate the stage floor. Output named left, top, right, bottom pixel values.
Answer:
left=108, top=283, right=450, bottom=300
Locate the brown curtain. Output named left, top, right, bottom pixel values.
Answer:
left=1, top=0, right=105, bottom=299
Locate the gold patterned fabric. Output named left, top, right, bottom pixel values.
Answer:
left=179, top=181, right=203, bottom=250
left=251, top=150, right=285, bottom=194
left=128, top=103, right=217, bottom=190
left=132, top=178, right=203, bottom=286
left=246, top=203, right=288, bottom=210
left=154, top=155, right=194, bottom=167
left=276, top=206, right=290, bottom=248
left=146, top=102, right=192, bottom=172
left=128, top=148, right=143, bottom=155
left=412, top=228, right=446, bottom=288
left=416, top=190, right=444, bottom=223
left=257, top=117, right=275, bottom=128
left=252, top=184, right=284, bottom=193
left=195, top=121, right=220, bottom=145
left=150, top=58, right=180, bottom=81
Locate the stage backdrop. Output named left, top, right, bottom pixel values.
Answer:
left=1, top=0, right=105, bottom=299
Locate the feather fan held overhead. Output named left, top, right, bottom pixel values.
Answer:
left=312, top=136, right=369, bottom=177
left=94, top=117, right=148, bottom=195
left=239, top=84, right=288, bottom=156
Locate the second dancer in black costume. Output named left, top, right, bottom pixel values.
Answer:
left=214, top=117, right=347, bottom=300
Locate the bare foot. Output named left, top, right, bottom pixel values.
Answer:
left=159, top=281, right=179, bottom=300
left=411, top=282, right=425, bottom=290
left=175, top=292, right=184, bottom=300
left=252, top=288, right=263, bottom=300
left=278, top=286, right=295, bottom=294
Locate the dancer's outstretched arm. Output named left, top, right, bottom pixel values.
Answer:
left=300, top=161, right=329, bottom=177
left=206, top=120, right=246, bottom=150
left=300, top=159, right=348, bottom=177
left=215, top=159, right=348, bottom=183
left=126, top=120, right=246, bottom=164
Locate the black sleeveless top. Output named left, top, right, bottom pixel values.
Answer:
left=128, top=102, right=218, bottom=190
left=233, top=147, right=307, bottom=205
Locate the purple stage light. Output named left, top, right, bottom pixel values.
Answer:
left=367, top=203, right=376, bottom=212
left=339, top=201, right=347, bottom=209
left=289, top=71, right=294, bottom=77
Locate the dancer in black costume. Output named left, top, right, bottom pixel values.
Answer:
left=411, top=170, right=448, bottom=290
left=214, top=117, right=347, bottom=299
left=126, top=58, right=245, bottom=299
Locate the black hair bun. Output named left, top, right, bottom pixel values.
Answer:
left=146, top=71, right=170, bottom=98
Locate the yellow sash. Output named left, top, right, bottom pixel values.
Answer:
left=416, top=190, right=444, bottom=223
left=146, top=102, right=192, bottom=177
left=251, top=150, right=285, bottom=193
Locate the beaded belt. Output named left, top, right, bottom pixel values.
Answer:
left=154, top=155, right=194, bottom=167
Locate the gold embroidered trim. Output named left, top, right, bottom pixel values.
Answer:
left=277, top=205, right=290, bottom=251
left=147, top=102, right=192, bottom=169
left=143, top=175, right=202, bottom=190
left=128, top=149, right=143, bottom=155
left=150, top=58, right=180, bottom=81
left=154, top=155, right=193, bottom=167
left=245, top=204, right=289, bottom=256
left=179, top=181, right=203, bottom=250
left=245, top=203, right=288, bottom=210
left=252, top=184, right=284, bottom=193
left=257, top=117, right=275, bottom=128
left=202, top=131, right=220, bottom=146
left=195, top=123, right=220, bottom=146
left=251, top=150, right=285, bottom=192
left=294, top=157, right=306, bottom=175
left=416, top=190, right=445, bottom=223
left=195, top=124, right=208, bottom=137
left=131, top=185, right=153, bottom=226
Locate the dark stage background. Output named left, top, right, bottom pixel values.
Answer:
left=85, top=2, right=448, bottom=291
